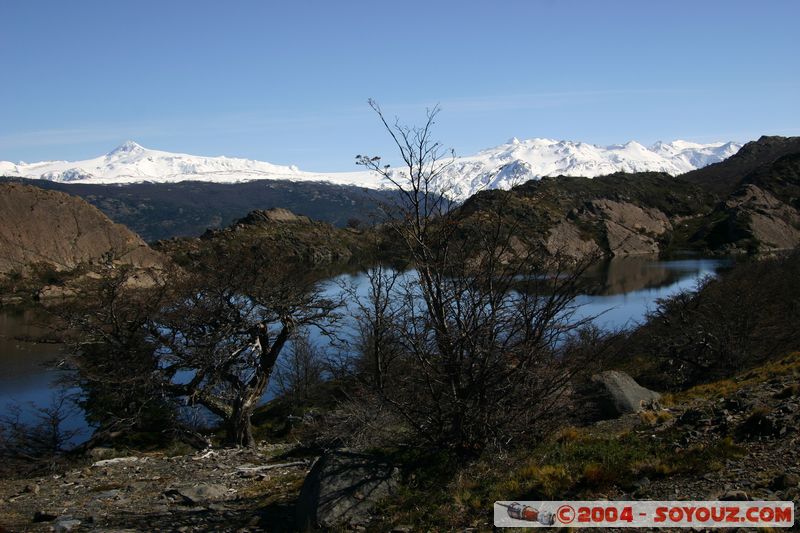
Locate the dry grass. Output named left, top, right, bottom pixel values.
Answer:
left=236, top=468, right=307, bottom=505
left=665, top=351, right=800, bottom=405
left=637, top=410, right=672, bottom=426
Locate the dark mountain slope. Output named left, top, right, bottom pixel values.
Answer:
left=682, top=135, right=800, bottom=196
left=0, top=178, right=398, bottom=242
left=688, top=151, right=800, bottom=253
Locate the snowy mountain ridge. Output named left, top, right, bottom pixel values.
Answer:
left=0, top=138, right=742, bottom=201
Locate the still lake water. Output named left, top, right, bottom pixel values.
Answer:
left=0, top=255, right=730, bottom=440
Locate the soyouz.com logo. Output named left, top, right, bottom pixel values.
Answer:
left=494, top=500, right=795, bottom=528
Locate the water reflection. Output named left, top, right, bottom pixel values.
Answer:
left=583, top=255, right=731, bottom=296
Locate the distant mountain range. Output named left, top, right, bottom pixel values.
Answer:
left=1, top=138, right=741, bottom=201
left=1, top=136, right=797, bottom=283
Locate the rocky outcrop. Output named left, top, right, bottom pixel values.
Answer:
left=591, top=199, right=671, bottom=256
left=160, top=207, right=370, bottom=267
left=0, top=183, right=162, bottom=275
left=544, top=221, right=601, bottom=258
left=235, top=207, right=312, bottom=225
left=454, top=138, right=800, bottom=257
left=693, top=183, right=800, bottom=254
left=296, top=450, right=400, bottom=530
left=457, top=172, right=713, bottom=259
left=725, top=185, right=800, bottom=251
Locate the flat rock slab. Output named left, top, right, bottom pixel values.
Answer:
left=296, top=450, right=400, bottom=530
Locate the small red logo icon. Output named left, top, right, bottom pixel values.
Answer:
left=557, top=504, right=576, bottom=524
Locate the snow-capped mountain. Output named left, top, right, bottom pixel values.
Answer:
left=429, top=138, right=741, bottom=200
left=0, top=138, right=741, bottom=201
left=0, top=141, right=381, bottom=189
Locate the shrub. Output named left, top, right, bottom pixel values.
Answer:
left=619, top=250, right=800, bottom=390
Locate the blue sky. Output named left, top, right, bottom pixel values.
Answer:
left=1, top=0, right=798, bottom=170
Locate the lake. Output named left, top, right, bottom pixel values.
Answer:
left=0, top=255, right=730, bottom=440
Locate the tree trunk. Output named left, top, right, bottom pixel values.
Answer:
left=225, top=402, right=255, bottom=447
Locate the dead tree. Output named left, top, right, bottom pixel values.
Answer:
left=354, top=101, right=602, bottom=454
left=273, top=329, right=326, bottom=401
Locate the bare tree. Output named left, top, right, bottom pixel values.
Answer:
left=0, top=393, right=81, bottom=476
left=353, top=102, right=602, bottom=454
left=274, top=329, right=326, bottom=401
left=340, top=263, right=405, bottom=391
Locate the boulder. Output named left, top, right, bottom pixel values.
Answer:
left=296, top=450, right=400, bottom=530
left=589, top=371, right=662, bottom=418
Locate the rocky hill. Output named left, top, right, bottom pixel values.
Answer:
left=154, top=207, right=373, bottom=268
left=0, top=183, right=162, bottom=276
left=455, top=172, right=716, bottom=258
left=454, top=136, right=800, bottom=257
left=688, top=149, right=800, bottom=253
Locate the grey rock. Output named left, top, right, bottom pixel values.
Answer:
left=589, top=370, right=662, bottom=418
left=54, top=518, right=82, bottom=532
left=164, top=483, right=229, bottom=505
left=296, top=450, right=400, bottom=530
left=720, top=489, right=749, bottom=501
left=206, top=502, right=229, bottom=512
